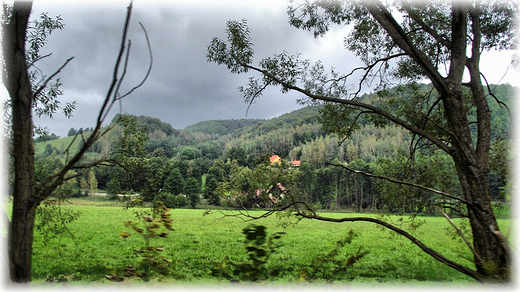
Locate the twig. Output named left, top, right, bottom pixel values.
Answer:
left=480, top=72, right=511, bottom=117
left=436, top=206, right=482, bottom=263
left=97, top=0, right=134, bottom=126
left=27, top=52, right=53, bottom=69
left=117, top=22, right=153, bottom=100
left=32, top=57, right=74, bottom=98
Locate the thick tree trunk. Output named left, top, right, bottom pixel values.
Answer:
left=9, top=76, right=37, bottom=282
left=9, top=204, right=38, bottom=282
left=440, top=4, right=509, bottom=280
left=453, top=155, right=510, bottom=279
left=442, top=86, right=510, bottom=279
left=4, top=1, right=37, bottom=283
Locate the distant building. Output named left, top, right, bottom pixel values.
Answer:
left=290, top=160, right=301, bottom=168
left=270, top=155, right=300, bottom=168
left=270, top=155, right=281, bottom=164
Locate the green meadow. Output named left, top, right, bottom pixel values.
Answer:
left=34, top=136, right=80, bottom=156
left=5, top=197, right=507, bottom=286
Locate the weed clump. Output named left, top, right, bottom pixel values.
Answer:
left=105, top=200, right=174, bottom=282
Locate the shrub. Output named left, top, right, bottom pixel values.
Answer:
left=106, top=201, right=174, bottom=282
left=211, top=224, right=285, bottom=282
left=154, top=193, right=189, bottom=208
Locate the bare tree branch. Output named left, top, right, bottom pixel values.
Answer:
left=437, top=207, right=481, bottom=263
left=37, top=157, right=115, bottom=198
left=401, top=1, right=452, bottom=50
left=117, top=22, right=153, bottom=100
left=245, top=79, right=272, bottom=117
left=480, top=72, right=511, bottom=117
left=242, top=62, right=451, bottom=154
left=110, top=38, right=133, bottom=110
left=338, top=109, right=373, bottom=146
left=315, top=52, right=406, bottom=99
left=434, top=202, right=467, bottom=218
left=37, top=0, right=151, bottom=203
left=26, top=52, right=52, bottom=68
left=97, top=1, right=133, bottom=126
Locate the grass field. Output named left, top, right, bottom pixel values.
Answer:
left=0, top=197, right=509, bottom=287
left=4, top=197, right=505, bottom=287
left=35, top=134, right=99, bottom=161
left=34, top=136, right=79, bottom=156
left=34, top=137, right=105, bottom=172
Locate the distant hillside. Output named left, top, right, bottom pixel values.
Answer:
left=35, top=135, right=82, bottom=157
left=235, top=106, right=322, bottom=137
left=182, top=106, right=322, bottom=137
left=184, top=119, right=263, bottom=136
left=36, top=84, right=514, bottom=166
left=112, top=113, right=178, bottom=136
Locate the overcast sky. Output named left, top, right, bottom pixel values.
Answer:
left=5, top=0, right=519, bottom=137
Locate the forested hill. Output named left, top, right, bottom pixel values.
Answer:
left=113, top=114, right=179, bottom=136
left=35, top=83, right=514, bottom=205
left=182, top=106, right=321, bottom=137
left=40, top=83, right=514, bottom=163
left=233, top=106, right=321, bottom=136
left=184, top=119, right=264, bottom=136
left=181, top=82, right=514, bottom=139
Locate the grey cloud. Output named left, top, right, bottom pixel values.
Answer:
left=31, top=1, right=318, bottom=136
left=29, top=1, right=518, bottom=137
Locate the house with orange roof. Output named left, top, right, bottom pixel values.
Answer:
left=270, top=155, right=281, bottom=164
left=291, top=160, right=301, bottom=168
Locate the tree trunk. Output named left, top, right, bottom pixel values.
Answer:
left=4, top=1, right=37, bottom=283
left=9, top=203, right=38, bottom=282
left=442, top=84, right=510, bottom=279
left=439, top=4, right=509, bottom=280
left=360, top=183, right=363, bottom=212
left=355, top=180, right=359, bottom=212
left=9, top=89, right=37, bottom=282
left=335, top=176, right=341, bottom=209
left=453, top=153, right=510, bottom=279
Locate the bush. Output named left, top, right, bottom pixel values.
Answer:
left=154, top=193, right=189, bottom=209
left=211, top=224, right=285, bottom=282
left=106, top=202, right=174, bottom=282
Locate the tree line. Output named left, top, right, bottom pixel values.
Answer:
left=35, top=83, right=513, bottom=214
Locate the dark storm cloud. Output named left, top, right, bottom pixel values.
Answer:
left=28, top=0, right=519, bottom=137
left=31, top=0, right=338, bottom=136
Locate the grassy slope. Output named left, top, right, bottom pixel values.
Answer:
left=26, top=201, right=510, bottom=285
left=35, top=134, right=103, bottom=163
left=35, top=135, right=82, bottom=156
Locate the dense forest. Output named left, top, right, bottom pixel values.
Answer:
left=35, top=83, right=514, bottom=214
